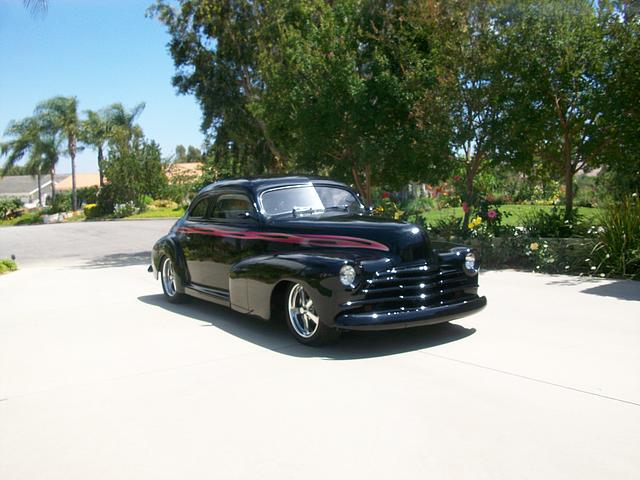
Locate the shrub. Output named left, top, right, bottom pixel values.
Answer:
left=521, top=207, right=587, bottom=238
left=0, top=197, right=23, bottom=219
left=403, top=197, right=436, bottom=225
left=95, top=183, right=117, bottom=215
left=47, top=191, right=72, bottom=214
left=83, top=203, right=100, bottom=219
left=151, top=199, right=179, bottom=209
left=466, top=200, right=511, bottom=237
left=373, top=197, right=404, bottom=220
left=591, top=197, right=640, bottom=279
left=77, top=186, right=99, bottom=205
left=0, top=258, right=18, bottom=274
left=140, top=195, right=154, bottom=206
left=113, top=201, right=139, bottom=218
left=14, top=211, right=43, bottom=225
left=429, top=216, right=465, bottom=239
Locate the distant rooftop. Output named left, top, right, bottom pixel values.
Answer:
left=0, top=174, right=69, bottom=196
left=56, top=173, right=101, bottom=190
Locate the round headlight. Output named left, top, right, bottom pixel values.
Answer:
left=339, top=265, right=357, bottom=286
left=464, top=252, right=478, bottom=275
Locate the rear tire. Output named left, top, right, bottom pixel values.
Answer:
left=285, top=283, right=339, bottom=346
left=160, top=256, right=187, bottom=304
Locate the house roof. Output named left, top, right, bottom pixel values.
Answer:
left=166, top=162, right=203, bottom=178
left=0, top=175, right=69, bottom=196
left=55, top=173, right=101, bottom=190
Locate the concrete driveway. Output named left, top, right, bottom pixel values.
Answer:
left=1, top=220, right=639, bottom=479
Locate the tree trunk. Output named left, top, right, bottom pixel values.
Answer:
left=37, top=172, right=42, bottom=207
left=98, top=145, right=104, bottom=187
left=50, top=166, right=56, bottom=203
left=564, top=163, right=574, bottom=221
left=69, top=134, right=78, bottom=211
left=351, top=164, right=366, bottom=204
left=463, top=167, right=475, bottom=228
left=364, top=163, right=372, bottom=206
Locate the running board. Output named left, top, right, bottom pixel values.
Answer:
left=184, top=283, right=230, bottom=306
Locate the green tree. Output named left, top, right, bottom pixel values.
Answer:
left=174, top=144, right=203, bottom=163
left=149, top=0, right=285, bottom=174
left=256, top=0, right=449, bottom=203
left=81, top=109, right=110, bottom=187
left=99, top=138, right=167, bottom=212
left=428, top=0, right=507, bottom=226
left=81, top=102, right=146, bottom=187
left=1, top=116, right=62, bottom=205
left=106, top=102, right=146, bottom=149
left=496, top=0, right=609, bottom=219
left=36, top=96, right=81, bottom=210
left=599, top=1, right=640, bottom=197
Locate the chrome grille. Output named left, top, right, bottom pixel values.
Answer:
left=346, top=263, right=478, bottom=313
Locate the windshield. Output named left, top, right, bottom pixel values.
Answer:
left=260, top=185, right=364, bottom=217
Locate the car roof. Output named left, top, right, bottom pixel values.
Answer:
left=198, top=176, right=351, bottom=196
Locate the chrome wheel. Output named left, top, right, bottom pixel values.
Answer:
left=288, top=283, right=320, bottom=339
left=161, top=257, right=177, bottom=297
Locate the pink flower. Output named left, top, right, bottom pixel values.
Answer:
left=453, top=175, right=461, bottom=182
left=462, top=202, right=469, bottom=213
left=487, top=209, right=497, bottom=219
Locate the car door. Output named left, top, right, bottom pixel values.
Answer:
left=199, top=192, right=263, bottom=292
left=180, top=194, right=215, bottom=287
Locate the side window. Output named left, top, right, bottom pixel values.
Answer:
left=188, top=197, right=210, bottom=219
left=211, top=194, right=254, bottom=220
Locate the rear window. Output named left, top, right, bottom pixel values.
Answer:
left=188, top=198, right=210, bottom=219
left=211, top=194, right=254, bottom=220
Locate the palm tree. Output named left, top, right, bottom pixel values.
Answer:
left=1, top=116, right=61, bottom=205
left=22, top=153, right=47, bottom=206
left=80, top=102, right=146, bottom=186
left=81, top=109, right=110, bottom=187
left=36, top=96, right=80, bottom=210
left=107, top=102, right=145, bottom=148
left=33, top=135, right=63, bottom=204
left=23, top=0, right=48, bottom=16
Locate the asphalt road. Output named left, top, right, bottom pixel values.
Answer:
left=1, top=220, right=639, bottom=479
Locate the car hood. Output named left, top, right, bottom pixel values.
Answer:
left=268, top=214, right=434, bottom=263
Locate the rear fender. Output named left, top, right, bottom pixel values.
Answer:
left=152, top=235, right=189, bottom=286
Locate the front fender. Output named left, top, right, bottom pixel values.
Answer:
left=229, top=252, right=368, bottom=324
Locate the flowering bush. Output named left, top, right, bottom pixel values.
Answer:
left=373, top=197, right=404, bottom=220
left=113, top=201, right=139, bottom=218
left=464, top=200, right=511, bottom=238
left=83, top=203, right=100, bottom=219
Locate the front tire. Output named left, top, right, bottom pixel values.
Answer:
left=160, top=256, right=187, bottom=304
left=285, top=283, right=339, bottom=346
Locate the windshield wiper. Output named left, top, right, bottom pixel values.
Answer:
left=323, top=205, right=350, bottom=212
left=292, top=206, right=321, bottom=217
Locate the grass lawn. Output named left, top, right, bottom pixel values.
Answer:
left=420, top=204, right=603, bottom=226
left=0, top=211, right=44, bottom=227
left=126, top=207, right=185, bottom=219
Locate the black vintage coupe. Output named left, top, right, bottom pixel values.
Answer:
left=150, top=176, right=486, bottom=345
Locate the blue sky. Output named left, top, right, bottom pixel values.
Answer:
left=0, top=0, right=204, bottom=173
